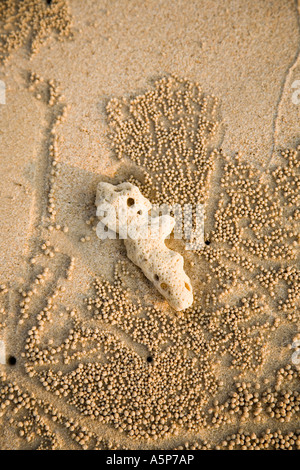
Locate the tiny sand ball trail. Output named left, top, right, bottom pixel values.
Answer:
left=0, top=0, right=299, bottom=451
left=106, top=75, right=222, bottom=206
left=0, top=74, right=299, bottom=450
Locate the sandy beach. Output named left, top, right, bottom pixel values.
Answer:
left=0, top=0, right=299, bottom=450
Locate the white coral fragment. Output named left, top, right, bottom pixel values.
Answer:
left=95, top=182, right=193, bottom=311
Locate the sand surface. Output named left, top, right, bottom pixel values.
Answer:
left=0, top=0, right=299, bottom=450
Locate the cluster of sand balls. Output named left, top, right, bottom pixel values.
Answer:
left=217, top=429, right=300, bottom=450
left=88, top=269, right=274, bottom=371
left=206, top=151, right=299, bottom=317
left=175, top=439, right=211, bottom=450
left=176, top=427, right=300, bottom=450
left=107, top=75, right=220, bottom=207
left=1, top=74, right=299, bottom=449
left=0, top=368, right=299, bottom=449
left=0, top=0, right=72, bottom=64
left=0, top=285, right=8, bottom=330
left=18, top=268, right=49, bottom=320
left=100, top=80, right=299, bottom=445
left=208, top=377, right=300, bottom=427
left=25, top=279, right=217, bottom=440
left=212, top=155, right=297, bottom=259
left=256, top=266, right=299, bottom=321
left=0, top=373, right=60, bottom=449
left=0, top=309, right=6, bottom=331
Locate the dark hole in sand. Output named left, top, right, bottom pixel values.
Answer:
left=8, top=356, right=17, bottom=366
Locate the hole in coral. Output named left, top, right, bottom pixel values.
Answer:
left=46, top=0, right=52, bottom=4
left=8, top=356, right=17, bottom=366
left=185, top=282, right=191, bottom=291
left=127, top=198, right=135, bottom=207
left=160, top=282, right=168, bottom=290
left=205, top=240, right=211, bottom=246
left=104, top=225, right=108, bottom=232
left=137, top=210, right=142, bottom=215
left=146, top=356, right=153, bottom=363
left=154, top=274, right=159, bottom=281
